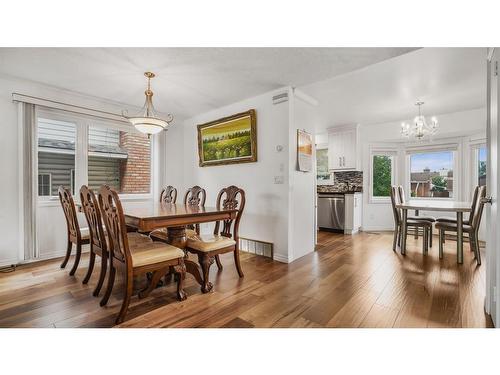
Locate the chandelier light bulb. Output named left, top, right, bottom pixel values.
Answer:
left=401, top=101, right=439, bottom=141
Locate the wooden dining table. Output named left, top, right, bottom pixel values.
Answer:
left=123, top=202, right=237, bottom=286
left=395, top=200, right=472, bottom=264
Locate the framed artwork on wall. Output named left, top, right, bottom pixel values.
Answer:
left=297, top=129, right=313, bottom=172
left=197, top=109, right=257, bottom=167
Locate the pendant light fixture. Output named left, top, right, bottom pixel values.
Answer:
left=401, top=101, right=438, bottom=141
left=123, top=72, right=173, bottom=136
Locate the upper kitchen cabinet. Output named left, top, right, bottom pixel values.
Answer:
left=327, top=124, right=360, bottom=171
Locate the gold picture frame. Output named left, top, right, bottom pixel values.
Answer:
left=197, top=109, right=257, bottom=167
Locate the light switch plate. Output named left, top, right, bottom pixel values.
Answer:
left=274, top=176, right=284, bottom=184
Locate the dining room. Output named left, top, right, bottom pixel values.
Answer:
left=4, top=3, right=500, bottom=375
left=0, top=45, right=498, bottom=333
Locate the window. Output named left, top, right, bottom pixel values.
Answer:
left=370, top=152, right=395, bottom=201
left=409, top=150, right=454, bottom=198
left=37, top=118, right=76, bottom=197
left=478, top=146, right=486, bottom=186
left=38, top=173, right=51, bottom=196
left=88, top=125, right=151, bottom=194
left=316, top=148, right=331, bottom=183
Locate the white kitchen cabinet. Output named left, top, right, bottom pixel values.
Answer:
left=327, top=125, right=360, bottom=171
left=344, top=193, right=362, bottom=234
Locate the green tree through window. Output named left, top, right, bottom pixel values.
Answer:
left=372, top=155, right=392, bottom=197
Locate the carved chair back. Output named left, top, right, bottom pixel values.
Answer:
left=58, top=186, right=82, bottom=241
left=98, top=185, right=131, bottom=265
left=183, top=185, right=206, bottom=206
left=390, top=186, right=402, bottom=226
left=80, top=185, right=107, bottom=251
left=471, top=186, right=486, bottom=231
left=214, top=186, right=245, bottom=240
left=160, top=186, right=177, bottom=204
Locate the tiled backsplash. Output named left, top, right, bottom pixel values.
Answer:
left=333, top=171, right=363, bottom=186
left=317, top=171, right=363, bottom=193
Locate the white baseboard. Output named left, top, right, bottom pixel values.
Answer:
left=0, top=257, right=19, bottom=268
left=273, top=253, right=290, bottom=263
left=361, top=226, right=393, bottom=232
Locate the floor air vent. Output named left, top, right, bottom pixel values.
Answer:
left=239, top=237, right=273, bottom=259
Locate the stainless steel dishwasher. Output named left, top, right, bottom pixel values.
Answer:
left=317, top=193, right=345, bottom=231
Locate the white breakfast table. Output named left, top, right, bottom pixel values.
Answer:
left=395, top=200, right=472, bottom=264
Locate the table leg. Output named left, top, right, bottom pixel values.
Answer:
left=457, top=212, right=463, bottom=264
left=166, top=226, right=204, bottom=286
left=401, top=209, right=407, bottom=255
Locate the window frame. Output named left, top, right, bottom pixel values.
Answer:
left=470, top=141, right=487, bottom=192
left=315, top=142, right=333, bottom=185
left=38, top=173, right=52, bottom=197
left=36, top=108, right=154, bottom=205
left=369, top=147, right=397, bottom=204
left=405, top=143, right=459, bottom=201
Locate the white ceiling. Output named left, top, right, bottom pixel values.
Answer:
left=0, top=47, right=417, bottom=123
left=301, top=48, right=487, bottom=133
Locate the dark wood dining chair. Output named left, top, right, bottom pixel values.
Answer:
left=58, top=186, right=90, bottom=276
left=390, top=186, right=432, bottom=254
left=436, top=185, right=486, bottom=265
left=160, top=185, right=177, bottom=204
left=184, top=185, right=206, bottom=235
left=398, top=185, right=435, bottom=246
left=99, top=185, right=187, bottom=324
left=185, top=185, right=245, bottom=293
left=150, top=185, right=207, bottom=243
left=80, top=185, right=153, bottom=303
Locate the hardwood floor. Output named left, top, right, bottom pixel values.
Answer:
left=0, top=231, right=493, bottom=328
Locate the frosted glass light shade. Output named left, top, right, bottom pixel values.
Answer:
left=128, top=117, right=169, bottom=135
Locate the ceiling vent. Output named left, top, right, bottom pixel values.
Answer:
left=272, top=92, right=289, bottom=105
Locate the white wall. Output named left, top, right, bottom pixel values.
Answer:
left=0, top=74, right=161, bottom=266
left=178, top=88, right=291, bottom=262
left=288, top=90, right=317, bottom=260
left=171, top=87, right=317, bottom=263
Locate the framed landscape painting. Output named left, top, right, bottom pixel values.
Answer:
left=197, top=109, right=257, bottom=167
left=297, top=129, right=313, bottom=172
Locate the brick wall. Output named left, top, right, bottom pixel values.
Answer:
left=119, top=132, right=151, bottom=194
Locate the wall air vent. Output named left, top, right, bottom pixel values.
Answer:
left=239, top=237, right=273, bottom=259
left=272, top=92, right=289, bottom=105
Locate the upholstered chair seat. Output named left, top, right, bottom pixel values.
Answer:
left=407, top=216, right=436, bottom=222
left=435, top=221, right=474, bottom=233
left=187, top=234, right=237, bottom=252
left=130, top=243, right=185, bottom=268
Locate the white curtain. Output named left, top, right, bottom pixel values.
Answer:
left=19, top=102, right=38, bottom=260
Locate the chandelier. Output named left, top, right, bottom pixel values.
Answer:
left=401, top=101, right=438, bottom=140
left=123, top=72, right=173, bottom=136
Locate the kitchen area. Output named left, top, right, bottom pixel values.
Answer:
left=316, top=124, right=363, bottom=236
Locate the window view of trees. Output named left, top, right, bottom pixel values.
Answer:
left=372, top=155, right=392, bottom=197
left=410, top=151, right=454, bottom=198
left=478, top=146, right=486, bottom=186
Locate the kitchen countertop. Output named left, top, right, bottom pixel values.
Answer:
left=317, top=185, right=362, bottom=194
left=317, top=191, right=361, bottom=195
